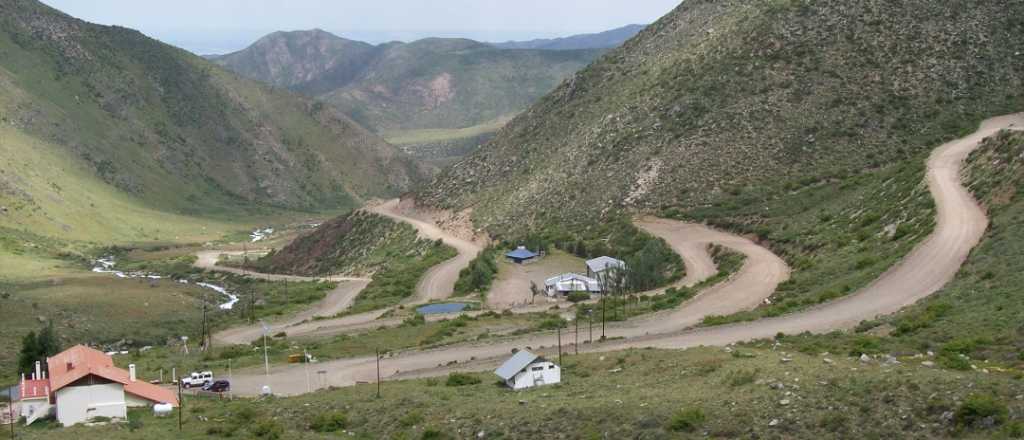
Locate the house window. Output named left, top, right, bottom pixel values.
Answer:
left=549, top=365, right=556, bottom=369
left=531, top=366, right=544, bottom=371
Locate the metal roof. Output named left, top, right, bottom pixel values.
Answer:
left=544, top=273, right=601, bottom=292
left=495, top=350, right=541, bottom=380
left=586, top=256, right=626, bottom=273
left=506, top=247, right=538, bottom=260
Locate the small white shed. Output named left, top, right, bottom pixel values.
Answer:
left=495, top=350, right=561, bottom=390
left=544, top=273, right=601, bottom=296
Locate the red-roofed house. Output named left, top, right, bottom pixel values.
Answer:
left=18, top=364, right=52, bottom=425
left=41, top=345, right=178, bottom=426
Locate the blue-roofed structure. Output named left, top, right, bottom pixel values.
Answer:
left=505, top=246, right=539, bottom=264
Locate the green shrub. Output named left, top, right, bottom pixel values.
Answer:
left=955, top=394, right=1008, bottom=429
left=818, top=412, right=849, bottom=433
left=399, top=411, right=424, bottom=428
left=250, top=419, right=284, bottom=439
left=1003, top=421, right=1024, bottom=438
left=724, top=368, right=759, bottom=387
left=402, top=314, right=426, bottom=327
left=668, top=407, right=706, bottom=432
left=445, top=372, right=482, bottom=387
left=421, top=429, right=451, bottom=440
left=536, top=315, right=568, bottom=330
left=309, top=411, right=348, bottom=433
left=566, top=291, right=591, bottom=303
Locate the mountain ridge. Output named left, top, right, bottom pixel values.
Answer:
left=491, top=24, right=646, bottom=50
left=211, top=29, right=604, bottom=133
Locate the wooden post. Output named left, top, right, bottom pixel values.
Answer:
left=375, top=348, right=381, bottom=399
left=574, top=316, right=579, bottom=355
left=588, top=311, right=593, bottom=343
left=557, top=327, right=563, bottom=365
left=601, top=298, right=606, bottom=340
left=9, top=395, right=14, bottom=439
left=177, top=381, right=183, bottom=431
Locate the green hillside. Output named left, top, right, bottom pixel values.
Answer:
left=420, top=0, right=1024, bottom=229
left=0, top=0, right=424, bottom=243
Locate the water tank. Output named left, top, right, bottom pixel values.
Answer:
left=153, top=403, right=174, bottom=417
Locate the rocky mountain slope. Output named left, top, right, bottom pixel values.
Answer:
left=419, top=0, right=1024, bottom=231
left=209, top=29, right=379, bottom=96
left=491, top=24, right=646, bottom=50
left=0, top=0, right=424, bottom=240
left=212, top=31, right=602, bottom=133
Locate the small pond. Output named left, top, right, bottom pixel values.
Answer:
left=416, top=302, right=469, bottom=315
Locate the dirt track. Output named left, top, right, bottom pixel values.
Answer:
left=367, top=199, right=483, bottom=303
left=209, top=200, right=484, bottom=344
left=227, top=114, right=1020, bottom=396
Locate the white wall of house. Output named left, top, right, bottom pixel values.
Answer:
left=55, top=384, right=127, bottom=426
left=125, top=393, right=154, bottom=408
left=19, top=398, right=50, bottom=419
left=507, top=361, right=561, bottom=390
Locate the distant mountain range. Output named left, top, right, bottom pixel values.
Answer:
left=490, top=24, right=646, bottom=50
left=210, top=30, right=610, bottom=137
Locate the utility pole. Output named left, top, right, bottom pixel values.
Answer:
left=177, top=381, right=183, bottom=431
left=9, top=393, right=15, bottom=439
left=601, top=298, right=606, bottom=340
left=557, top=327, right=563, bottom=365
left=227, top=359, right=233, bottom=400
left=588, top=310, right=593, bottom=343
left=201, top=292, right=209, bottom=352
left=304, top=348, right=311, bottom=394
left=375, top=349, right=381, bottom=398
left=250, top=287, right=256, bottom=324
left=574, top=316, right=579, bottom=355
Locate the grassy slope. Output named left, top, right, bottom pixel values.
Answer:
left=0, top=0, right=422, bottom=220
left=20, top=347, right=1023, bottom=439
left=257, top=211, right=436, bottom=277
left=20, top=137, right=1024, bottom=436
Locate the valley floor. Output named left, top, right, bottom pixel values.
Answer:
left=213, top=113, right=1022, bottom=397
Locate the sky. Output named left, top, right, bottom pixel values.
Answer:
left=40, top=0, right=683, bottom=55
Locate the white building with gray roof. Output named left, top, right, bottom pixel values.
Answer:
left=495, top=350, right=561, bottom=390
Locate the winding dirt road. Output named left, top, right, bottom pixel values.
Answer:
left=208, top=200, right=483, bottom=344
left=367, top=199, right=484, bottom=303
left=226, top=114, right=1020, bottom=396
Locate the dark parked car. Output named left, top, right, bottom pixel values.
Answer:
left=202, top=380, right=230, bottom=393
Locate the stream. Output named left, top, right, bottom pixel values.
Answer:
left=92, top=257, right=240, bottom=310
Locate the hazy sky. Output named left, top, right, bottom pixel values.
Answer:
left=40, top=0, right=682, bottom=55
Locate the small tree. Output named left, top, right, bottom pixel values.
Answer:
left=16, top=321, right=61, bottom=375
left=16, top=331, right=39, bottom=375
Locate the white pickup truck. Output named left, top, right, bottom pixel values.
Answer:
left=180, top=371, right=214, bottom=388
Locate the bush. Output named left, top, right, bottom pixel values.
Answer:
left=668, top=407, right=706, bottom=432
left=309, top=411, right=348, bottom=433
left=724, top=368, right=759, bottom=387
left=955, top=394, right=1008, bottom=429
left=566, top=291, right=591, bottom=303
left=445, top=372, right=482, bottom=387
left=250, top=419, right=284, bottom=439
left=422, top=429, right=451, bottom=440
left=128, top=417, right=143, bottom=432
